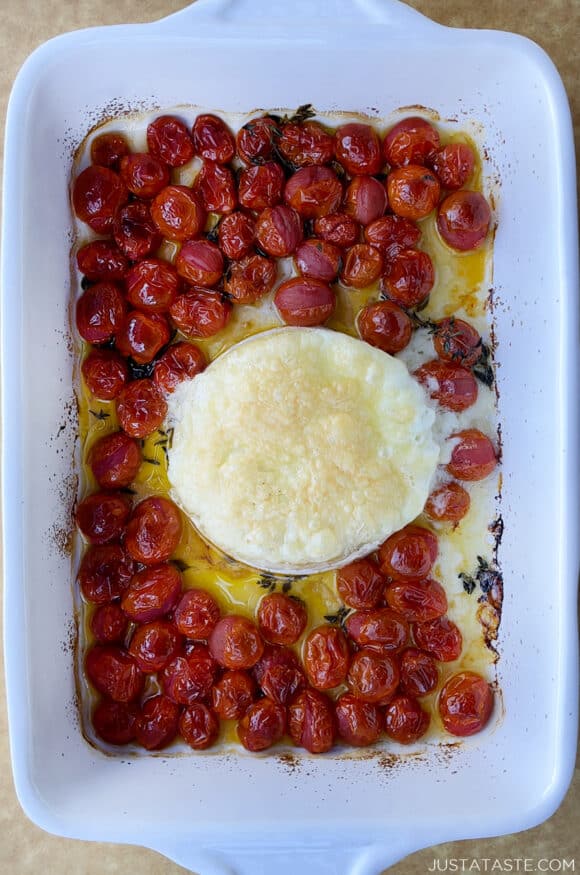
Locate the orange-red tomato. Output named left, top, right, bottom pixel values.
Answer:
left=78, top=543, right=135, bottom=604
left=125, top=496, right=182, bottom=565
left=136, top=694, right=180, bottom=750
left=345, top=609, right=409, bottom=651
left=116, top=379, right=168, bottom=439
left=340, top=243, right=383, bottom=288
left=92, top=700, right=138, bottom=745
left=294, top=239, right=341, bottom=283
left=387, top=166, right=440, bottom=220
left=72, top=165, right=128, bottom=233
left=116, top=311, right=171, bottom=364
left=170, top=290, right=232, bottom=338
left=413, top=616, right=463, bottom=662
left=384, top=694, right=430, bottom=743
left=237, top=698, right=286, bottom=751
left=447, top=429, right=498, bottom=481
left=212, top=670, right=256, bottom=720
left=119, top=153, right=170, bottom=199
left=176, top=239, right=224, bottom=288
left=236, top=116, right=279, bottom=164
left=218, top=211, right=256, bottom=260
left=76, top=490, right=131, bottom=544
left=180, top=703, right=220, bottom=750
left=173, top=588, right=221, bottom=640
left=224, top=254, right=277, bottom=304
left=364, top=215, right=421, bottom=258
left=209, top=615, right=264, bottom=670
left=335, top=693, right=382, bottom=746
left=437, top=191, right=491, bottom=251
left=384, top=117, right=440, bottom=167
left=284, top=166, right=343, bottom=218
left=380, top=248, right=434, bottom=309
left=76, top=281, right=126, bottom=345
left=433, top=317, right=482, bottom=367
left=113, top=201, right=160, bottom=261
left=193, top=161, right=237, bottom=214
left=303, top=625, right=350, bottom=690
left=313, top=212, right=360, bottom=249
left=414, top=360, right=478, bottom=412
left=151, top=185, right=206, bottom=241
left=85, top=644, right=144, bottom=703
left=81, top=349, right=128, bottom=400
left=77, top=240, right=129, bottom=282
left=385, top=577, right=448, bottom=623
left=438, top=671, right=493, bottom=736
left=253, top=645, right=305, bottom=705
left=335, top=123, right=383, bottom=176
left=154, top=341, right=206, bottom=393
left=90, top=603, right=128, bottom=644
left=90, top=132, right=129, bottom=171
left=129, top=619, right=181, bottom=673
left=336, top=558, right=385, bottom=610
left=192, top=114, right=235, bottom=164
left=424, top=481, right=471, bottom=523
left=274, top=277, right=335, bottom=326
left=257, top=593, right=307, bottom=646
left=88, top=431, right=142, bottom=489
left=344, top=176, right=388, bottom=226
left=126, top=258, right=180, bottom=313
left=288, top=688, right=336, bottom=754
left=378, top=524, right=438, bottom=580
left=278, top=121, right=335, bottom=167
left=160, top=646, right=218, bottom=705
left=347, top=649, right=399, bottom=704
left=255, top=205, right=303, bottom=257
left=399, top=647, right=439, bottom=697
left=431, top=143, right=474, bottom=190
left=121, top=563, right=182, bottom=623
left=238, top=162, right=285, bottom=210
left=147, top=115, right=194, bottom=167
left=357, top=300, right=412, bottom=354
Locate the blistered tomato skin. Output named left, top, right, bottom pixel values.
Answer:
left=437, top=191, right=491, bottom=251
left=173, top=589, right=221, bottom=639
left=237, top=698, right=286, bottom=751
left=116, top=311, right=171, bottom=365
left=357, top=301, right=412, bottom=354
left=387, top=166, right=441, bottom=220
left=125, top=258, right=180, bottom=314
left=336, top=558, right=385, bottom=610
left=78, top=543, right=135, bottom=604
left=119, top=153, right=170, bottom=199
left=116, top=379, right=168, bottom=439
left=147, top=115, right=194, bottom=167
left=114, top=201, right=161, bottom=263
left=347, top=649, right=399, bottom=704
left=424, top=481, right=471, bottom=523
left=284, top=166, right=343, bottom=219
left=345, top=609, right=409, bottom=652
left=154, top=341, right=206, bottom=393
left=314, top=212, right=360, bottom=249
left=399, top=647, right=439, bottom=697
left=88, top=431, right=142, bottom=489
left=258, top=593, right=307, bottom=645
left=85, top=644, right=145, bottom=703
left=380, top=248, right=434, bottom=309
left=72, top=165, right=128, bottom=233
left=192, top=114, right=236, bottom=164
left=90, top=132, right=129, bottom=170
left=76, top=491, right=131, bottom=544
left=344, top=176, right=388, bottom=226
left=385, top=578, right=448, bottom=623
left=81, top=349, right=128, bottom=400
left=335, top=693, right=382, bottom=746
left=170, top=291, right=232, bottom=339
left=433, top=317, right=482, bottom=367
left=180, top=704, right=220, bottom=750
left=224, top=254, right=277, bottom=304
left=278, top=121, right=335, bottom=167
left=77, top=240, right=129, bottom=282
left=92, top=700, right=138, bottom=745
left=253, top=645, right=305, bottom=705
left=414, top=616, right=463, bottom=662
left=364, top=215, right=421, bottom=258
left=255, top=205, right=303, bottom=257
left=194, top=161, right=237, bottom=214
left=335, top=123, right=383, bottom=176
left=414, top=360, right=478, bottom=412
left=303, top=625, right=349, bottom=690
left=288, top=688, right=336, bottom=754
left=176, top=240, right=224, bottom=288
left=238, top=162, right=285, bottom=210
left=151, top=185, right=207, bottom=242
left=384, top=117, right=440, bottom=168
left=136, top=695, right=180, bottom=750
left=209, top=615, right=264, bottom=670
left=161, top=648, right=218, bottom=705
left=212, top=670, right=256, bottom=720
left=218, top=211, right=256, bottom=260
left=378, top=524, right=438, bottom=580
left=384, top=695, right=430, bottom=744
left=90, top=603, right=128, bottom=644
left=431, top=143, right=475, bottom=190
left=439, top=671, right=494, bottom=736
left=125, top=496, right=182, bottom=565
left=129, top=620, right=181, bottom=673
left=236, top=116, right=279, bottom=165
left=76, top=282, right=126, bottom=345
left=340, top=243, right=383, bottom=289
left=275, top=277, right=335, bottom=326
left=447, top=429, right=498, bottom=481
left=121, top=564, right=182, bottom=623
left=294, top=239, right=341, bottom=282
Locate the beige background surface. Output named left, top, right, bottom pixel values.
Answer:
left=1, top=1, right=579, bottom=873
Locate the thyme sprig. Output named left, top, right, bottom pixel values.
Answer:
left=459, top=555, right=502, bottom=597
left=89, top=408, right=110, bottom=420
left=324, top=604, right=351, bottom=630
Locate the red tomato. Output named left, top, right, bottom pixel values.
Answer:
left=76, top=281, right=126, bottom=345
left=209, top=615, right=264, bottom=670
left=90, top=603, right=128, bottom=644
left=384, top=117, right=440, bottom=167
left=160, top=646, right=219, bottom=705
left=212, top=670, right=256, bottom=720
left=170, top=290, right=232, bottom=338
left=180, top=703, right=220, bottom=750
left=385, top=577, right=447, bottom=623
left=313, top=212, right=360, bottom=249
left=274, top=277, right=335, bottom=326
left=288, top=688, right=336, bottom=754
left=218, top=211, right=255, bottom=260
left=447, top=429, right=498, bottom=481
left=384, top=694, right=430, bottom=743
left=347, top=649, right=399, bottom=704
left=380, top=248, right=434, bottom=309
left=237, top=698, right=286, bottom=751
left=76, top=490, right=131, bottom=544
left=90, top=132, right=129, bottom=171
left=121, top=563, right=182, bottom=623
left=424, top=481, right=471, bottom=523
left=154, top=341, right=206, bottom=393
left=336, top=558, right=384, bottom=610
left=85, top=644, right=144, bottom=702
left=364, top=215, right=421, bottom=259
left=294, top=239, right=341, bottom=282
left=238, top=162, right=285, bottom=210
left=147, top=115, right=194, bottom=167
left=192, top=114, right=235, bottom=164
left=253, top=645, right=305, bottom=705
left=335, top=693, right=382, bottom=746
left=224, top=254, right=277, bottom=304
left=257, top=593, right=307, bottom=645
left=77, top=240, right=129, bottom=282
left=236, top=116, right=279, bottom=165
left=78, top=543, right=134, bottom=604
left=136, top=695, right=180, bottom=750
left=81, top=349, right=128, bottom=400
left=345, top=609, right=409, bottom=651
left=119, top=153, right=169, bottom=199
left=284, top=166, right=343, bottom=219
left=357, top=300, right=412, bottom=354
left=92, top=700, right=138, bottom=745
left=89, top=431, right=142, bottom=489
left=433, top=317, right=482, bottom=367
left=150, top=185, right=207, bottom=241
left=193, top=161, right=237, bottom=214
left=303, top=625, right=349, bottom=690
left=72, top=165, right=128, bottom=233
left=278, top=121, right=335, bottom=166
left=113, top=201, right=161, bottom=261
left=129, top=619, right=181, bottom=673
left=255, top=205, right=303, bottom=257
left=335, top=123, right=383, bottom=176
left=414, top=360, right=478, bottom=412
left=176, top=239, right=224, bottom=288
left=413, top=616, right=463, bottom=662
left=116, top=311, right=170, bottom=365
left=125, top=496, right=182, bottom=565
left=399, top=647, right=439, bottom=697
left=437, top=191, right=491, bottom=251
left=378, top=524, right=438, bottom=580
left=439, top=671, right=493, bottom=736
left=344, top=176, right=388, bottom=225
left=431, top=143, right=475, bottom=190
left=387, top=166, right=440, bottom=220
left=116, top=379, right=168, bottom=439
left=340, top=243, right=383, bottom=288
left=126, top=258, right=180, bottom=314
left=173, top=588, right=221, bottom=639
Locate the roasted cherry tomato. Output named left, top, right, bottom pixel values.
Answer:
left=193, top=161, right=237, bottom=214
left=399, top=647, right=439, bottom=697
left=384, top=694, right=430, bottom=743
left=119, top=153, right=170, bottom=199
left=431, top=143, right=475, bottom=190
left=253, top=645, right=305, bottom=705
left=347, top=649, right=399, bottom=704
left=81, top=349, right=128, bottom=400
left=236, top=116, right=279, bottom=165
left=438, top=671, right=493, bottom=736
left=121, top=563, right=182, bottom=623
left=335, top=123, right=383, bottom=176
left=433, top=317, right=482, bottom=367
left=72, top=165, right=128, bottom=233
left=447, top=429, right=497, bottom=481
left=294, top=238, right=341, bottom=282
left=424, top=481, right=471, bottom=523
left=357, top=300, right=412, bottom=354
left=340, top=243, right=382, bottom=288
left=345, top=609, right=408, bottom=651
left=90, top=132, right=129, bottom=170
left=384, top=117, right=440, bottom=168
left=180, top=703, right=220, bottom=750
left=288, top=688, right=336, bottom=754
left=129, top=620, right=181, bottom=673
left=278, top=120, right=335, bottom=167
left=413, top=616, right=463, bottom=662
left=209, top=615, right=264, bottom=670
left=255, top=205, right=303, bottom=257
left=125, top=496, right=182, bottom=565
left=237, top=698, right=286, bottom=751
left=89, top=431, right=142, bottom=489
left=335, top=693, right=382, bottom=746
left=192, top=114, right=235, bottom=164
left=76, top=281, right=126, bottom=345
left=147, top=115, right=195, bottom=167
left=387, top=166, right=440, bottom=220
left=113, top=201, right=161, bottom=261
left=77, top=240, right=129, bottom=282
left=154, top=341, right=206, bottom=393
left=85, top=644, right=144, bottom=703
left=116, top=311, right=171, bottom=365
left=116, top=379, right=168, bottom=439
left=136, top=694, right=180, bottom=750
left=303, top=625, right=349, bottom=690
left=150, top=185, right=207, bottom=241
left=76, top=490, right=131, bottom=544
left=284, top=166, right=343, bottom=219
left=257, top=593, right=307, bottom=646
left=238, top=162, right=285, bottom=210
left=212, top=670, right=256, bottom=720
left=218, top=211, right=256, bottom=260
left=437, top=191, right=491, bottom=251
left=176, top=239, right=224, bottom=288
left=385, top=577, right=447, bottom=623
left=380, top=248, right=434, bottom=309
left=364, top=215, right=421, bottom=258
left=378, top=524, right=438, bottom=580
left=173, top=588, right=221, bottom=639
left=170, top=290, right=232, bottom=338
left=274, top=277, right=335, bottom=326
left=224, top=254, right=277, bottom=304
left=414, top=360, right=478, bottom=412
left=126, top=258, right=180, bottom=314
left=313, top=212, right=360, bottom=249
left=161, top=646, right=219, bottom=705
left=90, top=603, right=128, bottom=644
left=336, top=558, right=384, bottom=610
left=78, top=543, right=134, bottom=604
left=344, top=176, right=388, bottom=226
left=92, top=700, right=138, bottom=745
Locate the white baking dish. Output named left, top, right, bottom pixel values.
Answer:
left=2, top=1, right=579, bottom=873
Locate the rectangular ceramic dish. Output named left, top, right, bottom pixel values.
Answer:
left=2, top=1, right=578, bottom=873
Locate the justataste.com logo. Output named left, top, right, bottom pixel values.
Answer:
left=427, top=860, right=575, bottom=873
